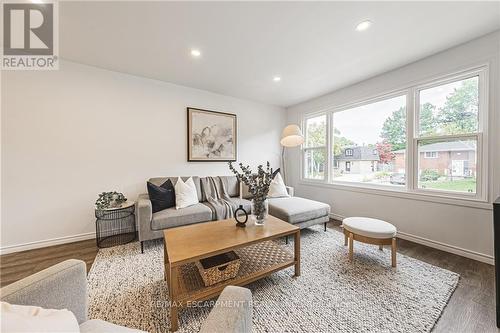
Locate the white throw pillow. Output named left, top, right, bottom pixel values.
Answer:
left=268, top=172, right=290, bottom=198
left=175, top=177, right=199, bottom=209
left=1, top=302, right=80, bottom=333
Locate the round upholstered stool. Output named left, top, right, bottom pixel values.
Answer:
left=342, top=217, right=397, bottom=267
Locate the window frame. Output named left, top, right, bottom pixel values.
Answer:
left=302, top=113, right=328, bottom=181
left=413, top=68, right=487, bottom=200
left=300, top=65, right=489, bottom=205
left=327, top=90, right=409, bottom=188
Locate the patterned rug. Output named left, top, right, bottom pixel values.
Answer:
left=87, top=226, right=459, bottom=332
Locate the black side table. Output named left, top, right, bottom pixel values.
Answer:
left=95, top=201, right=136, bottom=248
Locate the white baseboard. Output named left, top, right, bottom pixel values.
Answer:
left=330, top=213, right=346, bottom=222
left=0, top=232, right=96, bottom=255
left=329, top=213, right=494, bottom=265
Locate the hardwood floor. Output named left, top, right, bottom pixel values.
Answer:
left=0, top=239, right=98, bottom=288
left=0, top=222, right=497, bottom=332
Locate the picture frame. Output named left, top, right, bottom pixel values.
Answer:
left=187, top=107, right=237, bottom=162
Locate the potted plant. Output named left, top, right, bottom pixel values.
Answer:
left=95, top=191, right=127, bottom=211
left=229, top=162, right=273, bottom=225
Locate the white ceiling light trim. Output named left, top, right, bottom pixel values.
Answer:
left=190, top=49, right=201, bottom=57
left=273, top=76, right=281, bottom=82
left=356, top=20, right=372, bottom=31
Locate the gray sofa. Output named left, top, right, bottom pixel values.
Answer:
left=0, top=259, right=253, bottom=333
left=137, top=176, right=330, bottom=251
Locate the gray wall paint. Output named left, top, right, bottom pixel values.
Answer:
left=1, top=60, right=285, bottom=251
left=286, top=31, right=500, bottom=263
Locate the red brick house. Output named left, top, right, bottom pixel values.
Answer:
left=393, top=141, right=476, bottom=177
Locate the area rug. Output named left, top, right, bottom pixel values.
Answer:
left=87, top=226, right=459, bottom=332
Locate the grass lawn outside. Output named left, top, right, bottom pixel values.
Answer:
left=420, top=179, right=476, bottom=192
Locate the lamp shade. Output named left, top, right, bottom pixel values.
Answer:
left=280, top=124, right=304, bottom=147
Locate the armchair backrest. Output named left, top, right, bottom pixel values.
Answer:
left=0, top=259, right=88, bottom=324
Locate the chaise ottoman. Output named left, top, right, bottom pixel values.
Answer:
left=268, top=196, right=330, bottom=230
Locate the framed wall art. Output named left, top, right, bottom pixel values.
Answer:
left=187, top=107, right=237, bottom=162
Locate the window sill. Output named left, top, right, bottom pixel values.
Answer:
left=298, top=180, right=491, bottom=210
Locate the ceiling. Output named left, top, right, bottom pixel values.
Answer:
left=59, top=1, right=500, bottom=107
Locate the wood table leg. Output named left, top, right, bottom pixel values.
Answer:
left=391, top=237, right=397, bottom=268
left=379, top=244, right=383, bottom=251
left=348, top=233, right=354, bottom=261
left=294, top=231, right=301, bottom=277
left=164, top=241, right=169, bottom=283
left=169, top=266, right=179, bottom=332
left=344, top=233, right=348, bottom=246
left=165, top=260, right=171, bottom=286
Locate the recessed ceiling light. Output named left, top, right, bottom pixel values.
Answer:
left=190, top=49, right=201, bottom=57
left=273, top=76, right=281, bottom=82
left=355, top=20, right=372, bottom=31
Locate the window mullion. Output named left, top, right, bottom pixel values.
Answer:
left=326, top=112, right=332, bottom=183
left=407, top=88, right=416, bottom=191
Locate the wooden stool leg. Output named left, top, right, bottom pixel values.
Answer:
left=348, top=233, right=354, bottom=261
left=379, top=244, right=383, bottom=251
left=391, top=237, right=397, bottom=267
left=344, top=233, right=348, bottom=246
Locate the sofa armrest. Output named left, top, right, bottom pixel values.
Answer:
left=285, top=186, right=294, bottom=197
left=0, top=259, right=87, bottom=324
left=136, top=193, right=153, bottom=241
left=200, top=286, right=253, bottom=333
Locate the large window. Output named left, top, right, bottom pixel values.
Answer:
left=332, top=95, right=406, bottom=186
left=301, top=67, right=487, bottom=201
left=416, top=75, right=480, bottom=194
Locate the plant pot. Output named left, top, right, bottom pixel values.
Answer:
left=251, top=197, right=268, bottom=225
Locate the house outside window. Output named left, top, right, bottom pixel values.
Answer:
left=301, top=66, right=488, bottom=202
left=331, top=94, right=406, bottom=185
left=424, top=151, right=438, bottom=158
left=416, top=74, right=481, bottom=195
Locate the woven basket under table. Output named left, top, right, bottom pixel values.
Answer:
left=195, top=251, right=241, bottom=286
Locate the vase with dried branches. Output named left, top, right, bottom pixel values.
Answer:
left=228, top=161, right=273, bottom=225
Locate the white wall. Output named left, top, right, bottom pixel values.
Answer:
left=286, top=31, right=500, bottom=264
left=1, top=60, right=285, bottom=253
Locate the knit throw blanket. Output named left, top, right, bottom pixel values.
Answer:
left=200, top=176, right=237, bottom=220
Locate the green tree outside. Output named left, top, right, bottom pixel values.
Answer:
left=419, top=103, right=438, bottom=137
left=380, top=106, right=406, bottom=151
left=437, top=77, right=478, bottom=135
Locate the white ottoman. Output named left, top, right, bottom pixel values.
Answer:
left=342, top=217, right=397, bottom=267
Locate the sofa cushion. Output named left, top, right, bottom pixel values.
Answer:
left=268, top=197, right=330, bottom=224
left=241, top=183, right=253, bottom=199
left=149, top=177, right=203, bottom=202
left=221, top=176, right=239, bottom=197
left=268, top=172, right=289, bottom=198
left=229, top=197, right=252, bottom=213
left=151, top=203, right=212, bottom=230
left=147, top=179, right=175, bottom=213
left=174, top=177, right=199, bottom=209
left=80, top=319, right=146, bottom=333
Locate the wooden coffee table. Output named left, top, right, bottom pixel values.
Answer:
left=163, top=216, right=300, bottom=331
